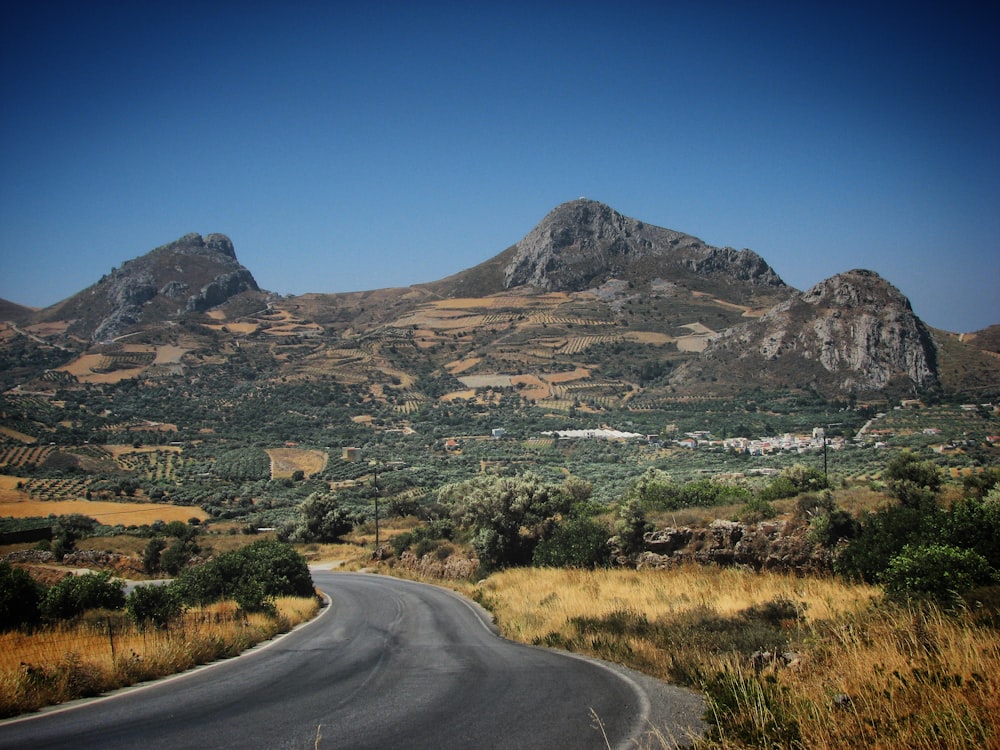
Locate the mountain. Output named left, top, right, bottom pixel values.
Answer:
left=424, top=199, right=788, bottom=303
left=669, top=270, right=940, bottom=397
left=2, top=200, right=997, bottom=403
left=33, top=233, right=263, bottom=342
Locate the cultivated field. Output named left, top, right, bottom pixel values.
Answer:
left=266, top=447, right=328, bottom=479
left=0, top=495, right=208, bottom=525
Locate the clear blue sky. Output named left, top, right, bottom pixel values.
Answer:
left=1, top=1, right=997, bottom=332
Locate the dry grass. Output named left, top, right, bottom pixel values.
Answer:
left=0, top=596, right=319, bottom=718
left=0, top=499, right=209, bottom=525
left=265, top=447, right=328, bottom=479
left=447, top=566, right=1000, bottom=750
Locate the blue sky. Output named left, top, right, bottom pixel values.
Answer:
left=1, top=1, right=997, bottom=332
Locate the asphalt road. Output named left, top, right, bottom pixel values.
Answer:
left=0, top=571, right=704, bottom=749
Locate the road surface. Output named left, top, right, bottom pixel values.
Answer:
left=0, top=571, right=704, bottom=749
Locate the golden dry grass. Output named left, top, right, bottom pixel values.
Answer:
left=443, top=566, right=1000, bottom=750
left=472, top=566, right=880, bottom=644
left=0, top=499, right=208, bottom=525
left=265, top=447, right=328, bottom=479
left=0, top=597, right=319, bottom=717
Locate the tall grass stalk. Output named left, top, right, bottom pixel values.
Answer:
left=0, top=596, right=318, bottom=718
left=459, top=566, right=999, bottom=749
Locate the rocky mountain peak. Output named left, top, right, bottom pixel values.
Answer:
left=37, top=232, right=260, bottom=341
left=501, top=199, right=786, bottom=296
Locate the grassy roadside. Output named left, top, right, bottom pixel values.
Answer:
left=0, top=596, right=319, bottom=718
left=412, top=565, right=1000, bottom=749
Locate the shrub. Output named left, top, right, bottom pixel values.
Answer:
left=883, top=544, right=997, bottom=604
left=614, top=497, right=652, bottom=560
left=0, top=561, right=43, bottom=631
left=41, top=572, right=125, bottom=621
left=172, top=540, right=313, bottom=609
left=142, top=537, right=167, bottom=574
left=884, top=450, right=942, bottom=509
left=532, top=516, right=611, bottom=569
left=126, top=584, right=182, bottom=628
left=298, top=492, right=353, bottom=542
left=739, top=496, right=778, bottom=524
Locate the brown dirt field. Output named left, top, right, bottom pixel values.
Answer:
left=623, top=331, right=674, bottom=345
left=0, top=498, right=209, bottom=525
left=428, top=298, right=492, bottom=310
left=676, top=335, right=711, bottom=353
left=445, top=357, right=481, bottom=374
left=266, top=448, right=328, bottom=479
left=0, top=476, right=27, bottom=502
left=543, top=367, right=591, bottom=384
left=205, top=322, right=259, bottom=334
left=510, top=375, right=550, bottom=401
left=680, top=322, right=715, bottom=334
left=440, top=389, right=477, bottom=402
left=0, top=427, right=36, bottom=443
left=58, top=355, right=143, bottom=384
left=25, top=321, right=70, bottom=336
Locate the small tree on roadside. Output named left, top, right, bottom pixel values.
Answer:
left=126, top=584, right=182, bottom=629
left=0, top=561, right=43, bottom=631
left=298, top=492, right=353, bottom=542
left=884, top=450, right=942, bottom=509
left=614, top=497, right=652, bottom=561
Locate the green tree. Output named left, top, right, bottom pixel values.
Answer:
left=41, top=572, right=125, bottom=621
left=623, top=467, right=678, bottom=510
left=0, top=561, right=43, bottom=631
left=615, top=497, right=652, bottom=561
left=447, top=472, right=573, bottom=572
left=883, top=544, right=997, bottom=603
left=143, top=537, right=167, bottom=574
left=532, top=515, right=611, bottom=568
left=126, top=584, right=182, bottom=629
left=884, top=451, right=942, bottom=509
left=172, top=540, right=314, bottom=609
left=298, top=492, right=353, bottom=542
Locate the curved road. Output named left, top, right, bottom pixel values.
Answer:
left=0, top=572, right=704, bottom=749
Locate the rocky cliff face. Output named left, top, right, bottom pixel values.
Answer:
left=500, top=199, right=786, bottom=299
left=38, top=233, right=261, bottom=341
left=671, top=269, right=939, bottom=396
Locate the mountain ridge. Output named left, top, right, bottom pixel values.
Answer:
left=2, top=200, right=997, bottom=401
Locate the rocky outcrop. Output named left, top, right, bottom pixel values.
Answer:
left=396, top=550, right=478, bottom=579
left=671, top=269, right=939, bottom=396
left=186, top=269, right=259, bottom=312
left=636, top=519, right=837, bottom=574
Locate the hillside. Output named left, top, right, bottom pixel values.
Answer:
left=32, top=232, right=263, bottom=342
left=0, top=200, right=997, bottom=404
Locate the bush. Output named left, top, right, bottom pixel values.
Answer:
left=836, top=503, right=942, bottom=583
left=172, top=540, right=314, bottom=609
left=883, top=544, right=997, bottom=603
left=126, top=584, right=182, bottom=628
left=739, top=496, right=778, bottom=524
left=532, top=516, right=611, bottom=569
left=0, top=561, right=43, bottom=631
left=884, top=450, right=942, bottom=509
left=298, top=492, right=353, bottom=542
left=142, top=537, right=167, bottom=574
left=614, top=497, right=652, bottom=560
left=41, top=572, right=125, bottom=621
